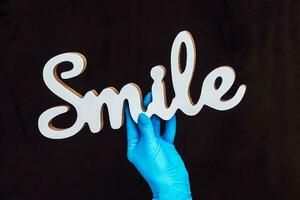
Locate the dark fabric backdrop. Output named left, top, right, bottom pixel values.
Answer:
left=0, top=0, right=299, bottom=199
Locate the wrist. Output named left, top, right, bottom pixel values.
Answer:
left=151, top=182, right=192, bottom=200
left=152, top=188, right=192, bottom=200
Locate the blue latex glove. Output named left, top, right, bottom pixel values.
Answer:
left=125, top=92, right=192, bottom=200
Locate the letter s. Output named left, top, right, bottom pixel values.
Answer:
left=38, top=52, right=85, bottom=139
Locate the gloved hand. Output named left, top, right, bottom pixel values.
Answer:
left=125, top=92, right=192, bottom=200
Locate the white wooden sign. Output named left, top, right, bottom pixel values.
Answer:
left=38, top=31, right=246, bottom=139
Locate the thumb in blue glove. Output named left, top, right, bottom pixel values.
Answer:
left=125, top=92, right=192, bottom=200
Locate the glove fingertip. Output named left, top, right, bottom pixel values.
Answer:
left=138, top=113, right=151, bottom=126
left=143, top=92, right=152, bottom=108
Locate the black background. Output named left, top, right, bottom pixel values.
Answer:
left=0, top=0, right=299, bottom=199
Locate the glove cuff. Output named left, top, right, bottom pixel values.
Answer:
left=152, top=186, right=192, bottom=200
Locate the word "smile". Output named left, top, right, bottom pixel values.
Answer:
left=38, top=31, right=246, bottom=139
